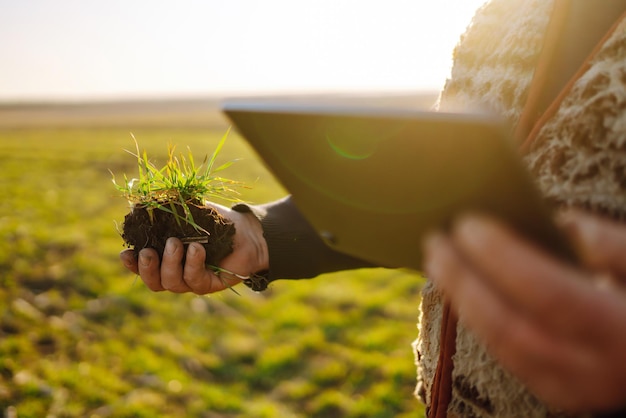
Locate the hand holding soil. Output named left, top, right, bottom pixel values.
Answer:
left=113, top=133, right=266, bottom=292
left=120, top=202, right=269, bottom=294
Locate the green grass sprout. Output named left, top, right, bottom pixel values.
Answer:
left=111, top=129, right=247, bottom=294
left=110, top=128, right=243, bottom=234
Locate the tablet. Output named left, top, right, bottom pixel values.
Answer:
left=221, top=100, right=577, bottom=271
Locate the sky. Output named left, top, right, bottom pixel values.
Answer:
left=0, top=0, right=486, bottom=102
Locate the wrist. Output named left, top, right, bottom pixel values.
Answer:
left=208, top=202, right=269, bottom=275
left=238, top=209, right=270, bottom=274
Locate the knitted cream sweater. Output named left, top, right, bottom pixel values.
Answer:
left=414, top=0, right=626, bottom=416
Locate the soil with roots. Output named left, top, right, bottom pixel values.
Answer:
left=122, top=203, right=236, bottom=267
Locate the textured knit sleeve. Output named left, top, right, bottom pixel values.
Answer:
left=232, top=196, right=375, bottom=290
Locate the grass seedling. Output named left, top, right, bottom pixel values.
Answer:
left=111, top=128, right=241, bottom=233
left=112, top=129, right=247, bottom=292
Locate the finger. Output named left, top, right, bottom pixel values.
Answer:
left=120, top=249, right=139, bottom=275
left=182, top=243, right=213, bottom=294
left=160, top=238, right=192, bottom=293
left=559, top=210, right=626, bottom=280
left=424, top=232, right=559, bottom=360
left=424, top=232, right=548, bottom=353
left=423, top=233, right=596, bottom=412
left=451, top=215, right=601, bottom=341
left=183, top=243, right=243, bottom=294
left=136, top=248, right=165, bottom=292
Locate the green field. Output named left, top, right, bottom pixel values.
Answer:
left=0, top=125, right=426, bottom=417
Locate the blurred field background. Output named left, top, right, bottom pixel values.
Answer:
left=0, top=94, right=435, bottom=418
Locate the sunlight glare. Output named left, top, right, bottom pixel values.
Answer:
left=0, top=0, right=488, bottom=101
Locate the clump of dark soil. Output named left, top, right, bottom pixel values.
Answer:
left=122, top=203, right=236, bottom=267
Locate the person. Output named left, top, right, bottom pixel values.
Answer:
left=120, top=0, right=626, bottom=416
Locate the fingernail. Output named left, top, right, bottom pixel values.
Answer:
left=139, top=252, right=151, bottom=267
left=188, top=243, right=198, bottom=257
left=165, top=238, right=178, bottom=255
left=566, top=216, right=598, bottom=250
left=422, top=231, right=446, bottom=277
left=454, top=214, right=491, bottom=242
left=119, top=251, right=134, bottom=268
left=423, top=231, right=445, bottom=253
left=556, top=210, right=592, bottom=242
left=122, top=256, right=134, bottom=268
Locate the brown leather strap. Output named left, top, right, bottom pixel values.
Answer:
left=427, top=300, right=458, bottom=418
left=515, top=0, right=572, bottom=144
left=515, top=0, right=626, bottom=154
left=519, top=8, right=626, bottom=153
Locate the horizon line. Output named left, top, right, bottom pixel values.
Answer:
left=0, top=88, right=441, bottom=106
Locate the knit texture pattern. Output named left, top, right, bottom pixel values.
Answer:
left=525, top=17, right=626, bottom=219
left=414, top=0, right=626, bottom=416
